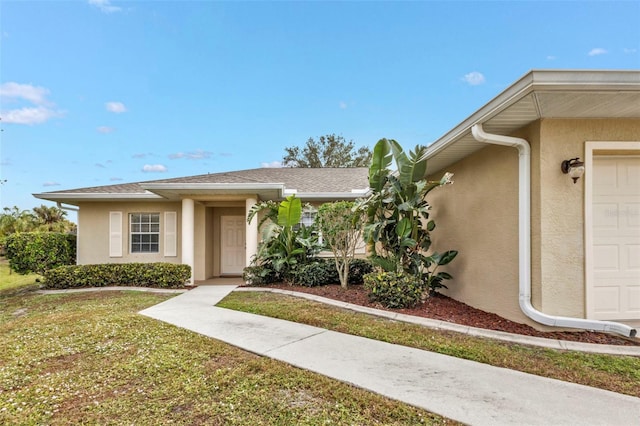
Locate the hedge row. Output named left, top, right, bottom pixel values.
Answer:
left=43, top=262, right=191, bottom=289
left=4, top=232, right=76, bottom=275
left=243, top=258, right=373, bottom=287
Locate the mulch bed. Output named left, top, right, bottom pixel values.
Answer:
left=259, top=283, right=640, bottom=347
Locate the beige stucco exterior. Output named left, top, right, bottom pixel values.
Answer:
left=427, top=118, right=640, bottom=329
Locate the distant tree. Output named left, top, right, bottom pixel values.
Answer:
left=0, top=205, right=76, bottom=239
left=0, top=207, right=37, bottom=236
left=283, top=134, right=372, bottom=168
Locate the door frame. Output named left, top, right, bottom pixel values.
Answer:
left=584, top=141, right=640, bottom=319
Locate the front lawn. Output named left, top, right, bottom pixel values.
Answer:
left=218, top=291, right=640, bottom=398
left=0, top=259, right=41, bottom=295
left=0, top=290, right=454, bottom=425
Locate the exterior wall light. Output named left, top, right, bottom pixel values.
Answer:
left=561, top=157, right=585, bottom=184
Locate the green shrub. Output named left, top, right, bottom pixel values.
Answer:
left=348, top=258, right=374, bottom=285
left=243, top=265, right=279, bottom=286
left=363, top=271, right=425, bottom=309
left=43, top=262, right=191, bottom=289
left=5, top=232, right=76, bottom=275
left=290, top=259, right=340, bottom=287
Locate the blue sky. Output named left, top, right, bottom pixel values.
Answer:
left=1, top=0, right=639, bottom=213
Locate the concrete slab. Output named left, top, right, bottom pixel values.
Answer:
left=139, top=286, right=640, bottom=425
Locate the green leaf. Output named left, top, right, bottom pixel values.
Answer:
left=436, top=250, right=458, bottom=266
left=396, top=217, right=412, bottom=238
left=369, top=139, right=392, bottom=192
left=278, top=195, right=302, bottom=227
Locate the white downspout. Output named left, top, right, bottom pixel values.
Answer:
left=471, top=123, right=636, bottom=338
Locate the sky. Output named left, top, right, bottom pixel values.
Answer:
left=1, top=0, right=639, bottom=216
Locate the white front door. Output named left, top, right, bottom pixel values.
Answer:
left=221, top=215, right=245, bottom=275
left=590, top=156, right=640, bottom=320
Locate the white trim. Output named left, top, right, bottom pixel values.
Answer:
left=164, top=211, right=178, bottom=257
left=584, top=141, right=640, bottom=320
left=109, top=211, right=123, bottom=257
left=182, top=199, right=195, bottom=285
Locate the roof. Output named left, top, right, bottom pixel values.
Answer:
left=424, top=70, right=640, bottom=173
left=34, top=167, right=370, bottom=204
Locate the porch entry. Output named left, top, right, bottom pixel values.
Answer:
left=220, top=215, right=246, bottom=275
left=589, top=155, right=640, bottom=320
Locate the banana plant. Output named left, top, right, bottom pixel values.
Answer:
left=357, top=138, right=457, bottom=293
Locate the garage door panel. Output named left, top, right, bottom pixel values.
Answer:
left=590, top=156, right=640, bottom=320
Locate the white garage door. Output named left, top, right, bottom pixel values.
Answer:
left=590, top=156, right=640, bottom=320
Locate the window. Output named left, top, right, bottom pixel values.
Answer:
left=130, top=213, right=160, bottom=253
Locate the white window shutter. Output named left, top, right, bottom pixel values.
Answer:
left=109, top=211, right=123, bottom=257
left=164, top=211, right=177, bottom=257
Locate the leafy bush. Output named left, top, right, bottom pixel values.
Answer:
left=348, top=258, right=374, bottom=285
left=290, top=259, right=340, bottom=287
left=5, top=232, right=76, bottom=274
left=43, top=262, right=191, bottom=289
left=243, top=265, right=279, bottom=286
left=363, top=271, right=425, bottom=309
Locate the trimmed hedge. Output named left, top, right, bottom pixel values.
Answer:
left=5, top=232, right=76, bottom=275
left=43, top=262, right=191, bottom=289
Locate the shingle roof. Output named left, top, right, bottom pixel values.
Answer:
left=39, top=167, right=370, bottom=195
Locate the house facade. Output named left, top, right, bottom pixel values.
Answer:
left=35, top=168, right=369, bottom=284
left=424, top=70, right=640, bottom=334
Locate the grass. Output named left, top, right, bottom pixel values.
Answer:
left=217, top=291, right=640, bottom=398
left=0, top=289, right=455, bottom=425
left=0, top=259, right=41, bottom=295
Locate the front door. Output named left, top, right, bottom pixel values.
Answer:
left=221, top=215, right=246, bottom=275
left=590, top=156, right=640, bottom=320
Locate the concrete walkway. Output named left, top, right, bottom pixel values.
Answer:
left=139, top=285, right=640, bottom=426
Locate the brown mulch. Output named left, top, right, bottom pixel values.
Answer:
left=260, top=283, right=640, bottom=347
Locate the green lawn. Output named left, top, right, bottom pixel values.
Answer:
left=218, top=291, right=640, bottom=398
left=0, top=289, right=454, bottom=425
left=0, top=259, right=41, bottom=295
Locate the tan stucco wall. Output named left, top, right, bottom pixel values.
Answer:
left=76, top=202, right=182, bottom=265
left=427, top=118, right=640, bottom=329
left=537, top=118, right=640, bottom=317
left=427, top=144, right=525, bottom=323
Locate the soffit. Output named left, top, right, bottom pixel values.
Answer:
left=425, top=71, right=640, bottom=174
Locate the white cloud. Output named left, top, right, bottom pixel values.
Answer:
left=588, top=48, right=607, bottom=56
left=623, top=48, right=638, bottom=54
left=339, top=101, right=347, bottom=109
left=261, top=161, right=283, bottom=168
left=462, top=71, right=485, bottom=86
left=1, top=106, right=62, bottom=125
left=546, top=55, right=556, bottom=61
left=0, top=82, right=50, bottom=105
left=97, top=126, right=115, bottom=133
left=106, top=101, right=127, bottom=113
left=169, top=149, right=213, bottom=160
left=0, top=82, right=63, bottom=125
left=142, top=164, right=167, bottom=173
left=88, top=0, right=121, bottom=13
left=95, top=163, right=106, bottom=168
left=132, top=153, right=149, bottom=159
left=110, top=177, right=123, bottom=181
left=43, top=181, right=60, bottom=187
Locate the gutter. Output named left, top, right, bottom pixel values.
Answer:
left=471, top=123, right=637, bottom=338
left=56, top=202, right=79, bottom=212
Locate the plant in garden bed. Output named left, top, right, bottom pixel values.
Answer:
left=245, top=195, right=323, bottom=284
left=356, top=138, right=457, bottom=307
left=317, top=201, right=365, bottom=288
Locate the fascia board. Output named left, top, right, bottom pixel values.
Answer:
left=33, top=192, right=163, bottom=201
left=140, top=183, right=286, bottom=191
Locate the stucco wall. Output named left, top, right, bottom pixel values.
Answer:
left=538, top=118, right=640, bottom=317
left=428, top=118, right=640, bottom=329
left=427, top=144, right=525, bottom=323
left=76, top=202, right=182, bottom=265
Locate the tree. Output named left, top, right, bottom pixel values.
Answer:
left=356, top=138, right=457, bottom=294
left=317, top=201, right=365, bottom=288
left=283, top=134, right=372, bottom=168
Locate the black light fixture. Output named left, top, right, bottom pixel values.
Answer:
left=561, top=157, right=585, bottom=184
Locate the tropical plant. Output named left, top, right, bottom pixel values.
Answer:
left=356, top=138, right=457, bottom=295
left=246, top=195, right=322, bottom=283
left=317, top=201, right=365, bottom=288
